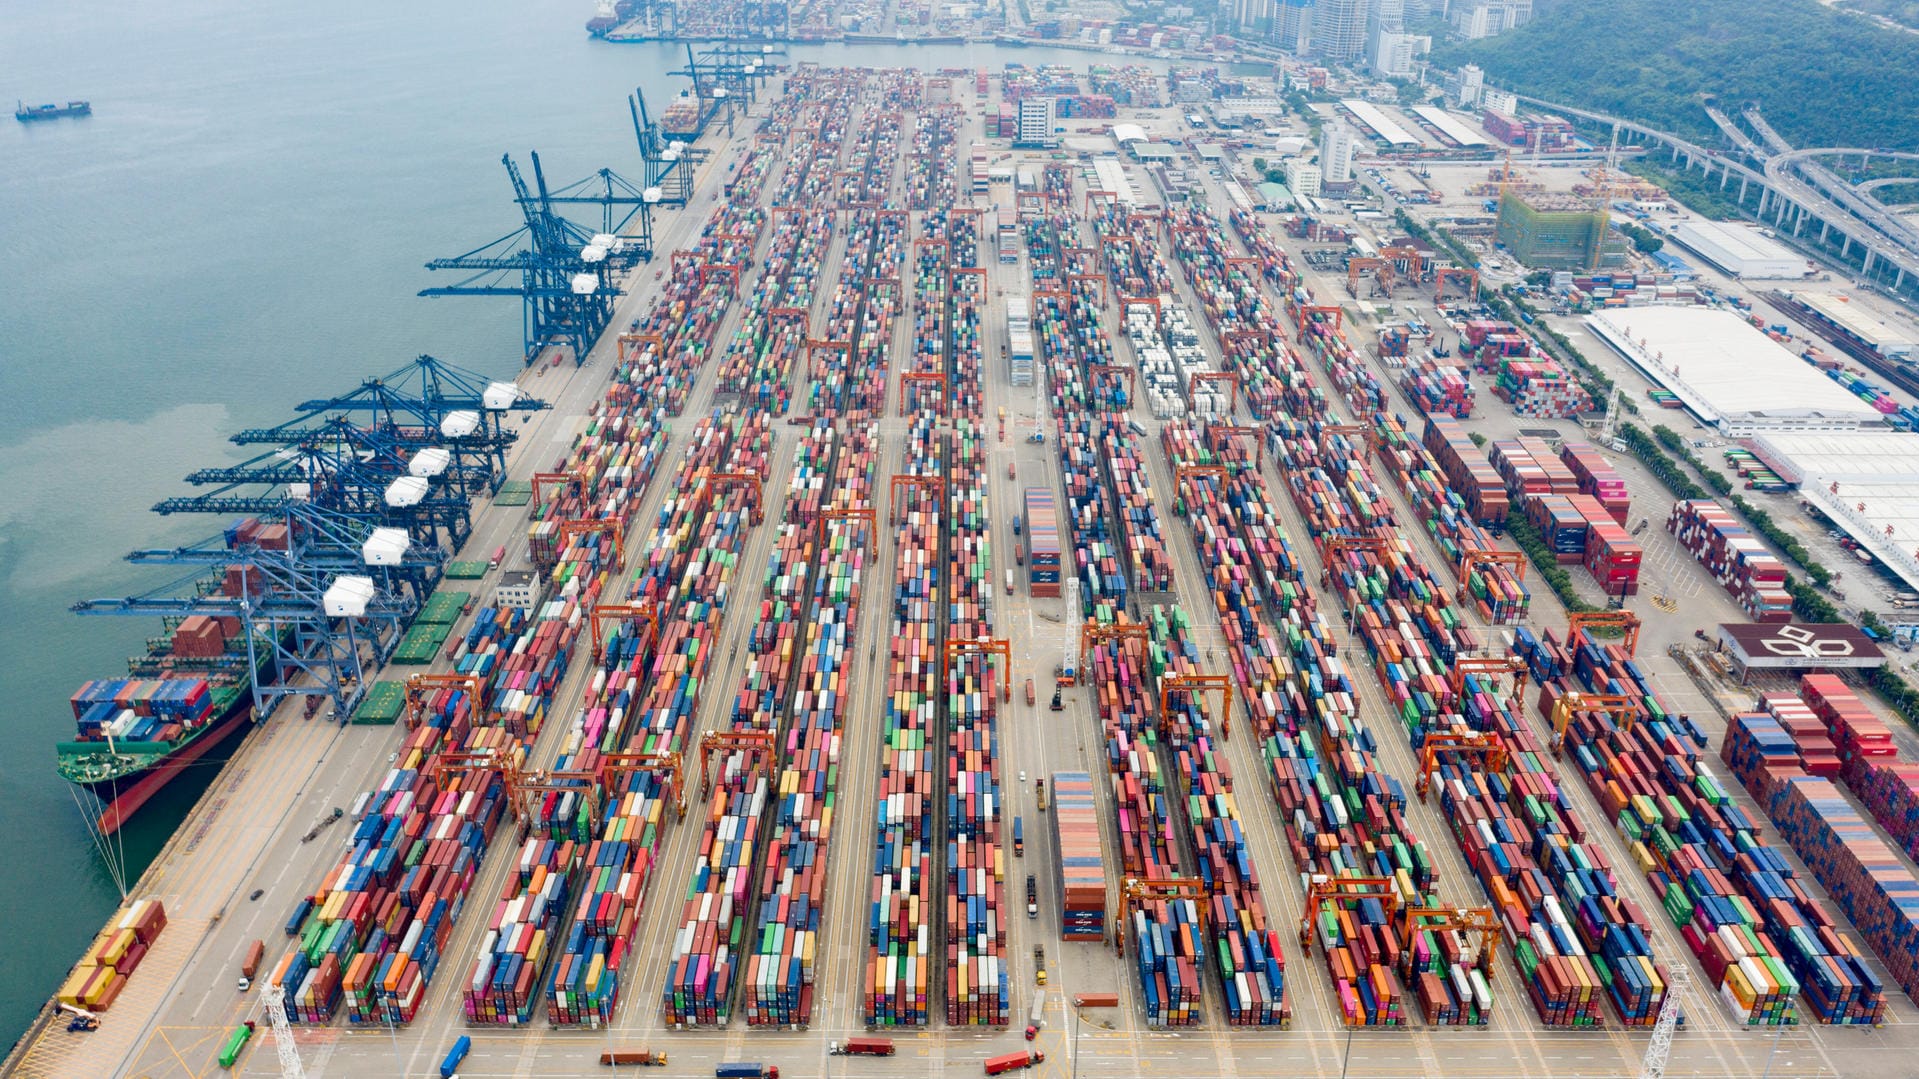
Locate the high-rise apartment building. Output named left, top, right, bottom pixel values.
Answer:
left=1320, top=123, right=1356, bottom=185
left=1309, top=0, right=1371, bottom=61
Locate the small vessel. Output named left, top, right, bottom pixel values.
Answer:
left=16, top=100, right=92, bottom=122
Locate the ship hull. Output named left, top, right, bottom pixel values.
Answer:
left=76, top=705, right=253, bottom=836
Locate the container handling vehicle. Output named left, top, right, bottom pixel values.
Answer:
left=715, top=1065, right=780, bottom=1078
left=829, top=1037, right=896, bottom=1056
left=237, top=939, right=263, bottom=991
left=985, top=1049, right=1045, bottom=1074
left=1013, top=815, right=1024, bottom=856
left=600, top=1049, right=668, bottom=1066
left=441, top=1035, right=471, bottom=1078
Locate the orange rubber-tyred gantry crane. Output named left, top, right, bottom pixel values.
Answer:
left=1447, top=655, right=1528, bottom=714
left=888, top=474, right=944, bottom=524
left=1569, top=610, right=1642, bottom=657
left=1415, top=731, right=1510, bottom=800
left=1206, top=424, right=1262, bottom=468
left=1456, top=545, right=1526, bottom=588
left=602, top=750, right=687, bottom=819
left=1160, top=674, right=1233, bottom=741
left=1117, top=877, right=1210, bottom=956
left=943, top=637, right=1012, bottom=703
left=1297, top=305, right=1343, bottom=343
left=559, top=518, right=626, bottom=570
left=1398, top=905, right=1501, bottom=980
left=1300, top=876, right=1400, bottom=955
left=617, top=331, right=664, bottom=364
left=1079, top=620, right=1148, bottom=675
left=589, top=600, right=660, bottom=664
left=1549, top=692, right=1640, bottom=753
left=403, top=673, right=486, bottom=729
left=697, top=730, right=776, bottom=796
left=1434, top=266, right=1479, bottom=306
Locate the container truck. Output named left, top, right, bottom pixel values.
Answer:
left=1013, top=816, right=1024, bottom=856
left=238, top=939, right=263, bottom=991
left=1026, top=873, right=1039, bottom=918
left=985, top=1049, right=1045, bottom=1074
left=440, top=1035, right=471, bottom=1078
left=829, top=1038, right=896, bottom=1056
left=217, top=1022, right=255, bottom=1070
left=715, top=1066, right=780, bottom=1079
left=599, top=1049, right=668, bottom=1066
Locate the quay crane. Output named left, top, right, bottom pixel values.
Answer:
left=232, top=353, right=548, bottom=496
left=422, top=152, right=657, bottom=365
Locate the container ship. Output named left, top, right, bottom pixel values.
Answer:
left=58, top=672, right=255, bottom=837
left=58, top=556, right=274, bottom=836
left=660, top=94, right=703, bottom=138
left=16, top=100, right=91, bottom=121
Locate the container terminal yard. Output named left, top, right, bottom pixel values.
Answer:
left=13, top=66, right=1919, bottom=1079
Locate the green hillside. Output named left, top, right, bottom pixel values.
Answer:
left=1432, top=0, right=1919, bottom=152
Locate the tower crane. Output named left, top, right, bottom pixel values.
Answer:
left=1639, top=963, right=1690, bottom=1079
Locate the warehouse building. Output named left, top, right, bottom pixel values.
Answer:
left=1749, top=430, right=1919, bottom=593
left=1788, top=290, right=1916, bottom=360
left=1665, top=220, right=1809, bottom=279
left=1495, top=190, right=1622, bottom=270
left=1587, top=307, right=1889, bottom=436
left=1410, top=105, right=1489, bottom=149
left=1338, top=99, right=1422, bottom=148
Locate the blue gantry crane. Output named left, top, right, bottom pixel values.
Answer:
left=157, top=415, right=479, bottom=552
left=422, top=152, right=657, bottom=365
left=631, top=88, right=699, bottom=207
left=234, top=354, right=547, bottom=492
left=73, top=503, right=436, bottom=719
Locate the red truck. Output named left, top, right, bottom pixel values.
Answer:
left=238, top=940, right=264, bottom=991
left=829, top=1038, right=895, bottom=1056
left=985, top=1050, right=1045, bottom=1075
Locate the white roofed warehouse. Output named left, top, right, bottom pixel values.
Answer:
left=1587, top=307, right=1889, bottom=435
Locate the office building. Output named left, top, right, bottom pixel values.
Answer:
left=1452, top=0, right=1531, bottom=40
left=1016, top=96, right=1052, bottom=146
left=1310, top=0, right=1371, bottom=61
left=1285, top=159, right=1323, bottom=197
left=1320, top=123, right=1356, bottom=185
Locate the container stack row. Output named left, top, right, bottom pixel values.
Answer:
left=943, top=273, right=1010, bottom=1028
left=1086, top=618, right=1204, bottom=1026
left=1158, top=423, right=1421, bottom=1027
left=463, top=838, right=582, bottom=1025
left=1098, top=417, right=1176, bottom=594
left=1667, top=500, right=1793, bottom=623
left=863, top=246, right=958, bottom=1028
left=1557, top=443, right=1631, bottom=524
left=272, top=686, right=504, bottom=1026
left=663, top=423, right=838, bottom=1028
left=1055, top=414, right=1130, bottom=613
left=744, top=422, right=881, bottom=1027
left=907, top=104, right=960, bottom=211
left=714, top=205, right=831, bottom=412
left=1526, top=629, right=1881, bottom=1025
left=1420, top=415, right=1508, bottom=527
left=1150, top=606, right=1291, bottom=1026
left=1398, top=358, right=1476, bottom=419
left=57, top=899, right=166, bottom=1015
left=1265, top=415, right=1480, bottom=743
left=1050, top=772, right=1109, bottom=941
left=1369, top=414, right=1530, bottom=625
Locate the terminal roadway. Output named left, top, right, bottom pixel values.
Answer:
left=14, top=77, right=1919, bottom=1079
